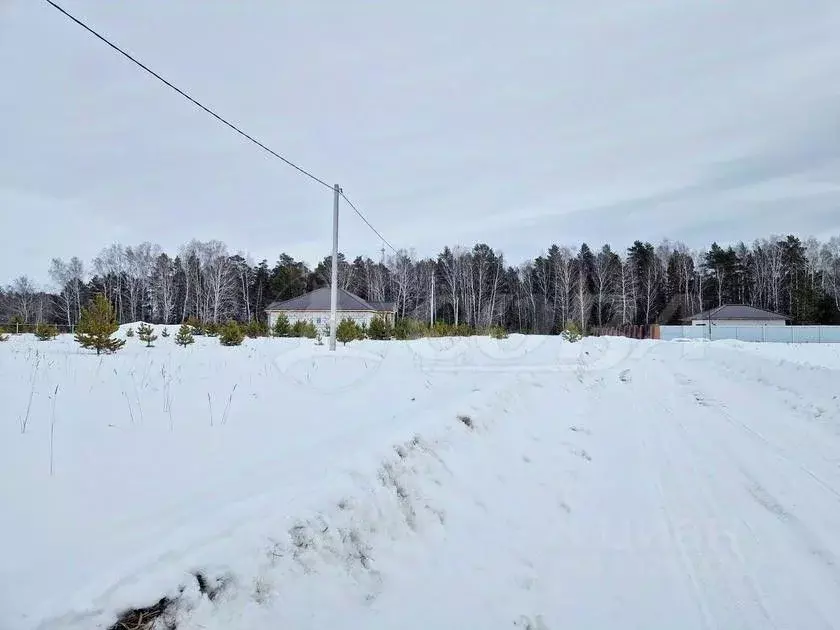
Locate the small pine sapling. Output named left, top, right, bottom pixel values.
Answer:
left=161, top=327, right=170, bottom=338
left=219, top=321, right=245, bottom=346
left=488, top=324, right=508, bottom=339
left=137, top=323, right=158, bottom=347
left=185, top=316, right=204, bottom=335
left=175, top=324, right=195, bottom=347
left=336, top=318, right=363, bottom=345
left=290, top=320, right=317, bottom=338
left=245, top=320, right=268, bottom=338
left=34, top=323, right=59, bottom=341
left=125, top=327, right=134, bottom=337
left=75, top=294, right=125, bottom=355
left=9, top=315, right=26, bottom=334
left=561, top=322, right=582, bottom=342
left=367, top=315, right=393, bottom=340
left=272, top=313, right=290, bottom=337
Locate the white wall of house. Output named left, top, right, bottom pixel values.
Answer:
left=268, top=310, right=392, bottom=331
left=690, top=319, right=786, bottom=327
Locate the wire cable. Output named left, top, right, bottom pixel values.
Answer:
left=340, top=191, right=399, bottom=256
left=45, top=0, right=401, bottom=255
left=43, top=0, right=333, bottom=191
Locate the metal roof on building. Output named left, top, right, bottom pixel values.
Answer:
left=684, top=304, right=788, bottom=321
left=265, top=287, right=394, bottom=312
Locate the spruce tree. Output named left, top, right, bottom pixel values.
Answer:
left=175, top=323, right=195, bottom=347
left=161, top=327, right=170, bottom=338
left=125, top=327, right=134, bottom=337
left=137, top=323, right=158, bottom=347
left=75, top=294, right=125, bottom=355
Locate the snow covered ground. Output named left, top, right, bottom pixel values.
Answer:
left=2, top=330, right=840, bottom=629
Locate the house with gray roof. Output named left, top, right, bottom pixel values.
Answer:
left=265, top=287, right=396, bottom=331
left=683, top=304, right=788, bottom=327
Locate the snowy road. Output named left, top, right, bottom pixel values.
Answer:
left=336, top=341, right=840, bottom=630
left=4, top=335, right=840, bottom=629
left=538, top=342, right=840, bottom=630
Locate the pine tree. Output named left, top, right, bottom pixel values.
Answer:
left=175, top=323, right=194, bottom=347
left=137, top=323, right=158, bottom=347
left=35, top=323, right=59, bottom=341
left=219, top=321, right=245, bottom=346
left=125, top=327, right=134, bottom=337
left=161, top=327, right=170, bottom=338
left=185, top=317, right=204, bottom=335
left=245, top=319, right=268, bottom=338
left=367, top=315, right=393, bottom=340
left=561, top=321, right=582, bottom=342
left=290, top=320, right=317, bottom=338
left=272, top=313, right=290, bottom=337
left=336, top=318, right=362, bottom=344
left=75, top=294, right=125, bottom=355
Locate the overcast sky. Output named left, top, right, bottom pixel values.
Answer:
left=2, top=1, right=840, bottom=288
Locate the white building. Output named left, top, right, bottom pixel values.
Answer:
left=265, top=287, right=396, bottom=331
left=684, top=304, right=788, bottom=327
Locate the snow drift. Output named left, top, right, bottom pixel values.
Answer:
left=2, top=331, right=840, bottom=629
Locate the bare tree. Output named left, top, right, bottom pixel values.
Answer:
left=151, top=253, right=177, bottom=324
left=553, top=247, right=574, bottom=331
left=199, top=240, right=238, bottom=323
left=93, top=244, right=126, bottom=321
left=388, top=249, right=416, bottom=318
left=612, top=255, right=636, bottom=325
left=10, top=276, right=37, bottom=323
left=437, top=246, right=464, bottom=325
left=49, top=258, right=73, bottom=328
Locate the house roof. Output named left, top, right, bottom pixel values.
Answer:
left=265, top=287, right=394, bottom=313
left=368, top=301, right=396, bottom=312
left=684, top=304, right=788, bottom=322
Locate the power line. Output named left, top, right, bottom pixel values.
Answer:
left=44, top=0, right=401, bottom=256
left=340, top=191, right=399, bottom=256
left=43, top=0, right=333, bottom=191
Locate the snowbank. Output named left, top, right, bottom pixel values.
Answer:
left=4, top=332, right=840, bottom=629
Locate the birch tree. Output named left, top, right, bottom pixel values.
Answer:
left=10, top=276, right=37, bottom=323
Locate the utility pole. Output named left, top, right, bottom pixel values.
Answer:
left=430, top=273, right=435, bottom=326
left=329, top=184, right=340, bottom=351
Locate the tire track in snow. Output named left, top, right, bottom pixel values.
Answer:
left=643, top=378, right=778, bottom=629
left=670, top=358, right=840, bottom=526
left=644, top=355, right=840, bottom=628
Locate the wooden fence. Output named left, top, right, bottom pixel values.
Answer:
left=592, top=324, right=659, bottom=339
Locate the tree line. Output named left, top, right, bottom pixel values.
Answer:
left=2, top=234, right=839, bottom=334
